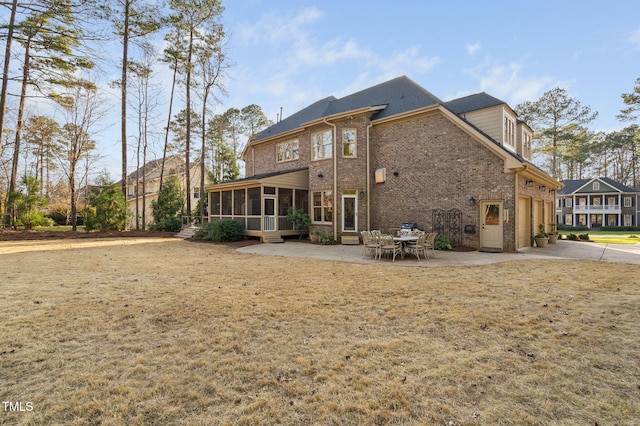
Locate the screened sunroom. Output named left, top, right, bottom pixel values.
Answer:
left=206, top=168, right=309, bottom=242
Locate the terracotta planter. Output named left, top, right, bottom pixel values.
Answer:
left=535, top=237, right=548, bottom=248
left=548, top=234, right=558, bottom=244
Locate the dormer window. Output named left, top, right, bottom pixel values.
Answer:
left=523, top=131, right=532, bottom=159
left=504, top=114, right=516, bottom=148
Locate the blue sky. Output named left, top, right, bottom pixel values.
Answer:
left=5, top=1, right=639, bottom=179
left=218, top=0, right=639, bottom=132
left=80, top=0, right=640, bottom=177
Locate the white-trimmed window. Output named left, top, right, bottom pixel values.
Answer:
left=624, top=214, right=632, bottom=226
left=193, top=187, right=200, bottom=199
left=276, top=139, right=299, bottom=163
left=312, top=190, right=333, bottom=223
left=504, top=114, right=516, bottom=147
left=566, top=198, right=573, bottom=208
left=565, top=214, right=572, bottom=225
left=624, top=197, right=632, bottom=207
left=312, top=130, right=332, bottom=160
left=523, top=131, right=532, bottom=159
left=593, top=181, right=600, bottom=191
left=342, top=128, right=356, bottom=157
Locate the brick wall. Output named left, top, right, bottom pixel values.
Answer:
left=368, top=113, right=518, bottom=251
left=241, top=109, right=554, bottom=251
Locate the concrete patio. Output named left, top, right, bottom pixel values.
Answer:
left=237, top=239, right=640, bottom=266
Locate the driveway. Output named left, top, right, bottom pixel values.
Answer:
left=237, top=239, right=640, bottom=266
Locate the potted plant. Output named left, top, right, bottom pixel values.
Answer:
left=534, top=223, right=548, bottom=247
left=547, top=223, right=559, bottom=244
left=309, top=229, right=319, bottom=243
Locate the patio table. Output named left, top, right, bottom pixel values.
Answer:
left=393, top=235, right=419, bottom=259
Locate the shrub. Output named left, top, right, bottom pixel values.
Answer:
left=579, top=233, right=590, bottom=241
left=318, top=231, right=334, bottom=245
left=11, top=176, right=49, bottom=230
left=85, top=179, right=128, bottom=231
left=151, top=176, right=184, bottom=232
left=286, top=207, right=310, bottom=232
left=601, top=226, right=640, bottom=232
left=194, top=219, right=244, bottom=242
left=567, top=233, right=579, bottom=240
left=558, top=225, right=589, bottom=232
left=434, top=235, right=453, bottom=250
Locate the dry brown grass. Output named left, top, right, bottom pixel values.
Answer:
left=1, top=238, right=639, bottom=425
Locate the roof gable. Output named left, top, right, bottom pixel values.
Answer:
left=559, top=177, right=640, bottom=194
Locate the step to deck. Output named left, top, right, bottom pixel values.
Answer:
left=263, top=235, right=284, bottom=243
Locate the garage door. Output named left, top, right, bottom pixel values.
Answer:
left=518, top=196, right=531, bottom=249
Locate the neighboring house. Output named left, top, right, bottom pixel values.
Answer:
left=124, top=154, right=202, bottom=229
left=205, top=76, right=561, bottom=251
left=557, top=177, right=640, bottom=228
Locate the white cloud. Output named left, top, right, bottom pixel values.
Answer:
left=465, top=61, right=558, bottom=105
left=294, top=37, right=371, bottom=66
left=236, top=7, right=324, bottom=47
left=465, top=41, right=482, bottom=56
left=628, top=28, right=640, bottom=50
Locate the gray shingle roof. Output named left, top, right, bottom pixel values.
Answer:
left=443, top=92, right=506, bottom=115
left=252, top=76, right=442, bottom=142
left=559, top=178, right=640, bottom=194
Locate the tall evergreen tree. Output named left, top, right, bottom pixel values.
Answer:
left=24, top=115, right=60, bottom=197
left=516, top=87, right=598, bottom=178
left=102, top=0, right=162, bottom=196
left=5, top=0, right=94, bottom=227
left=618, top=77, right=640, bottom=123
left=166, top=0, right=224, bottom=216
left=195, top=21, right=228, bottom=217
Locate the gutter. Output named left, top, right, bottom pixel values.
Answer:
left=366, top=120, right=373, bottom=231
left=323, top=118, right=338, bottom=242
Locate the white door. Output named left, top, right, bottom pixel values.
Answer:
left=263, top=197, right=276, bottom=231
left=480, top=201, right=503, bottom=251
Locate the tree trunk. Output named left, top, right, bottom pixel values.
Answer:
left=185, top=29, right=194, bottom=219
left=9, top=39, right=32, bottom=226
left=0, top=0, right=17, bottom=226
left=159, top=65, right=178, bottom=194
left=121, top=0, right=130, bottom=197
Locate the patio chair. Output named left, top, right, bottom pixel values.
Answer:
left=378, top=234, right=402, bottom=261
left=424, top=233, right=437, bottom=259
left=405, top=231, right=428, bottom=261
left=361, top=230, right=379, bottom=258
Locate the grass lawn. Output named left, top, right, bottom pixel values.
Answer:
left=560, top=230, right=640, bottom=245
left=1, top=238, right=639, bottom=425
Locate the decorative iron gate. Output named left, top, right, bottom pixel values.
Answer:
left=431, top=208, right=462, bottom=246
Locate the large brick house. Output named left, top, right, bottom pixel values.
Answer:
left=557, top=177, right=640, bottom=228
left=205, top=76, right=561, bottom=252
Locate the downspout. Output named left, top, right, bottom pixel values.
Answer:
left=366, top=121, right=373, bottom=231
left=323, top=119, right=338, bottom=241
